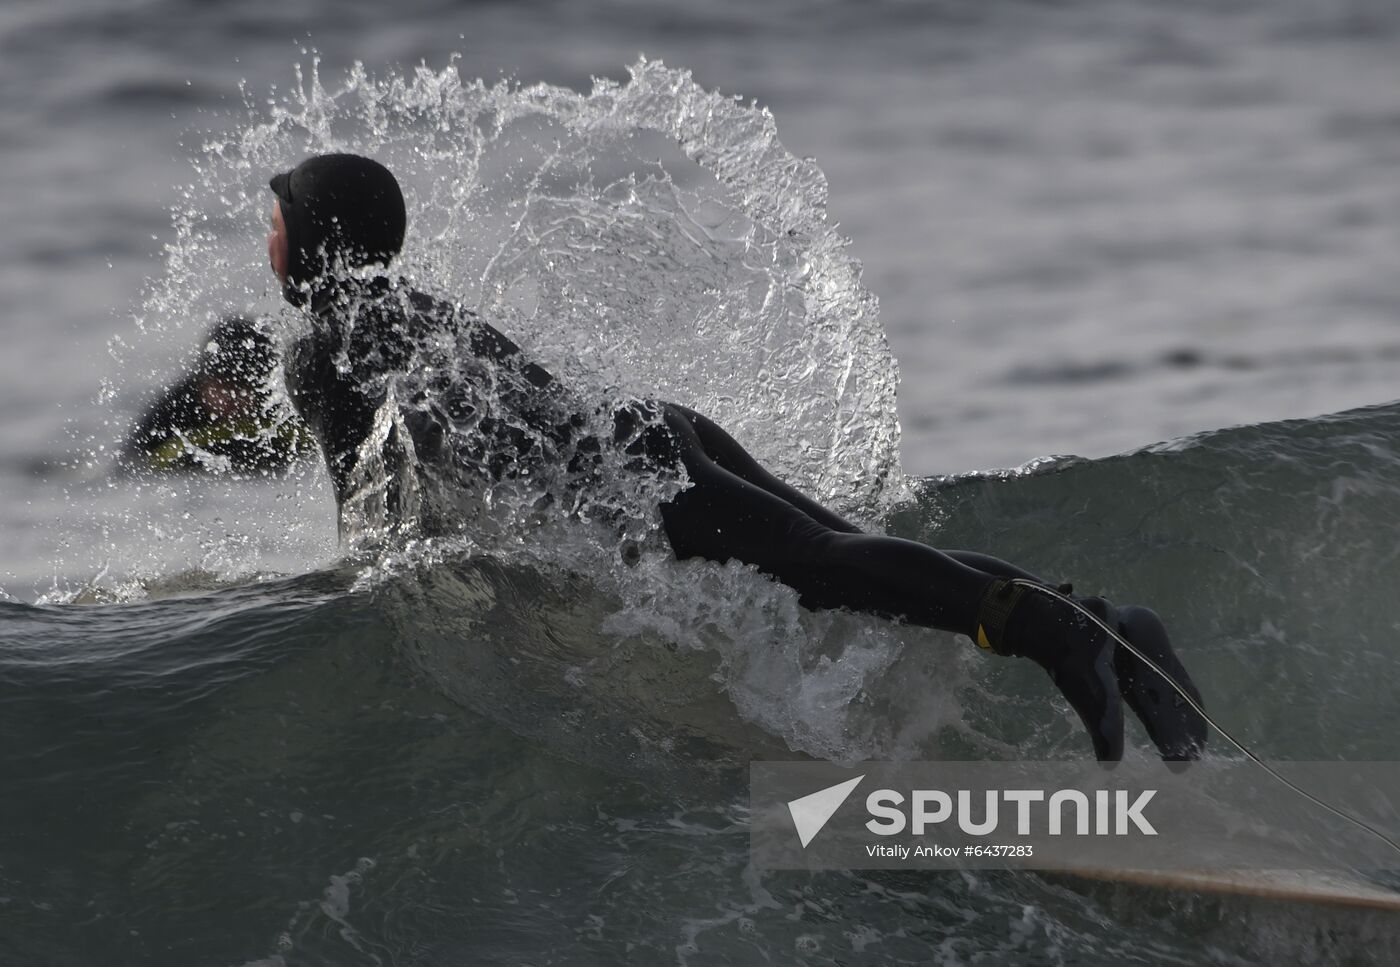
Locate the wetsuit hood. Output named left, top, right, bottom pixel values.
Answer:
left=268, top=154, right=406, bottom=306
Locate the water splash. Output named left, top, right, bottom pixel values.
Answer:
left=77, top=57, right=933, bottom=762
left=169, top=55, right=904, bottom=517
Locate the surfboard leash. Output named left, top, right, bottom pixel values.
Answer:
left=1009, top=578, right=1400, bottom=863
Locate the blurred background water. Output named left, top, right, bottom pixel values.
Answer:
left=5, top=0, right=1399, bottom=513
left=2, top=1, right=1399, bottom=964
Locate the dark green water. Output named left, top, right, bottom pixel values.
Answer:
left=5, top=401, right=1400, bottom=965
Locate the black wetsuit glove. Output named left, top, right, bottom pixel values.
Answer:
left=977, top=581, right=1209, bottom=764
left=1111, top=605, right=1208, bottom=763
left=974, top=579, right=1125, bottom=762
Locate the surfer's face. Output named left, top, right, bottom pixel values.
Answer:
left=267, top=200, right=289, bottom=284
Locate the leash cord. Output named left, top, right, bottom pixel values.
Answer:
left=1010, top=578, right=1400, bottom=862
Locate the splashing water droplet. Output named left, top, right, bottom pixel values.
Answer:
left=155, top=56, right=903, bottom=517
left=88, top=57, right=923, bottom=761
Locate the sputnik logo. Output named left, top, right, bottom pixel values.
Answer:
left=786, top=775, right=865, bottom=848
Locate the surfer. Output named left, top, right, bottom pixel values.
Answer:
left=119, top=316, right=312, bottom=474
left=265, top=152, right=1207, bottom=762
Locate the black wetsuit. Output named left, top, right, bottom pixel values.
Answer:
left=119, top=317, right=309, bottom=474
left=285, top=279, right=1001, bottom=633
left=269, top=153, right=1208, bottom=763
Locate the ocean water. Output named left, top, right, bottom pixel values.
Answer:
left=2, top=0, right=1400, bottom=964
